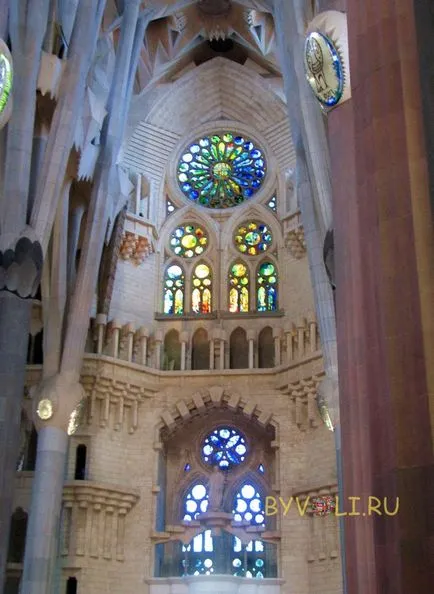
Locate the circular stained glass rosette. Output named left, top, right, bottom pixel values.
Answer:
left=304, top=31, right=343, bottom=108
left=169, top=224, right=208, bottom=258
left=202, top=427, right=247, bottom=469
left=177, top=133, right=267, bottom=209
left=234, top=221, right=272, bottom=256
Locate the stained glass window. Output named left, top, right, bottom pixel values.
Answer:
left=229, top=262, right=249, bottom=313
left=192, top=263, right=212, bottom=313
left=267, top=196, right=277, bottom=213
left=232, top=538, right=266, bottom=578
left=183, top=483, right=208, bottom=521
left=177, top=133, right=266, bottom=209
left=232, top=484, right=265, bottom=525
left=163, top=264, right=185, bottom=315
left=257, top=262, right=278, bottom=312
left=182, top=531, right=214, bottom=575
left=202, top=427, right=247, bottom=469
left=166, top=197, right=176, bottom=216
left=234, top=221, right=272, bottom=256
left=169, top=224, right=208, bottom=258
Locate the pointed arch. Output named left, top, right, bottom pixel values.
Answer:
left=256, top=260, right=278, bottom=312
left=191, top=328, right=209, bottom=370
left=191, top=262, right=213, bottom=314
left=228, top=261, right=249, bottom=313
left=230, top=327, right=249, bottom=369
left=164, top=329, right=181, bottom=370
left=163, top=261, right=185, bottom=315
left=258, top=326, right=274, bottom=368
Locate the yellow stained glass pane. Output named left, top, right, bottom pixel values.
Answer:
left=181, top=234, right=197, bottom=249
left=240, top=287, right=249, bottom=312
left=232, top=263, right=247, bottom=277
left=229, top=288, right=238, bottom=313
left=192, top=288, right=201, bottom=312
left=195, top=264, right=210, bottom=279
left=203, top=289, right=212, bottom=313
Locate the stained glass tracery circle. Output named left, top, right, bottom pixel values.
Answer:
left=177, top=133, right=267, bottom=209
left=235, top=221, right=272, bottom=256
left=202, top=427, right=247, bottom=469
left=169, top=224, right=208, bottom=258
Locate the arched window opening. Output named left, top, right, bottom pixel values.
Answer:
left=230, top=328, right=248, bottom=369
left=163, top=330, right=181, bottom=370
left=192, top=263, right=212, bottom=313
left=229, top=262, right=249, bottom=313
left=7, top=508, right=28, bottom=563
left=163, top=264, right=185, bottom=315
left=183, top=483, right=209, bottom=522
left=66, top=577, right=78, bottom=594
left=233, top=484, right=265, bottom=526
left=74, top=444, right=87, bottom=480
left=191, top=329, right=209, bottom=370
left=258, top=327, right=274, bottom=368
left=257, top=262, right=278, bottom=312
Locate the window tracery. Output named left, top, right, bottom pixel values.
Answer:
left=192, top=263, right=212, bottom=313
left=234, top=221, right=272, bottom=256
left=163, top=264, right=185, bottom=315
left=202, top=427, right=247, bottom=469
left=169, top=224, right=208, bottom=258
left=177, top=133, right=266, bottom=209
left=257, top=262, right=278, bottom=312
left=229, top=262, right=249, bottom=313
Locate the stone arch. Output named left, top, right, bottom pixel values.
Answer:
left=191, top=328, right=210, bottom=370
left=156, top=385, right=280, bottom=445
left=230, top=327, right=249, bottom=369
left=7, top=507, right=28, bottom=563
left=163, top=329, right=181, bottom=370
left=258, top=326, right=274, bottom=369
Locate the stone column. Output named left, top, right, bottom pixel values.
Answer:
left=66, top=196, right=86, bottom=292
left=136, top=326, right=149, bottom=366
left=285, top=324, right=294, bottom=363
left=154, top=331, right=163, bottom=370
left=209, top=337, right=215, bottom=370
left=180, top=332, right=189, bottom=371
left=272, top=0, right=339, bottom=425
left=21, top=427, right=68, bottom=594
left=95, top=314, right=107, bottom=355
left=328, top=1, right=434, bottom=591
left=247, top=330, right=255, bottom=369
left=273, top=328, right=282, bottom=367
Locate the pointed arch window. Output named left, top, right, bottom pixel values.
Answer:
left=192, top=263, right=212, bottom=313
left=229, top=262, right=249, bottom=313
left=163, top=264, right=185, bottom=315
left=257, top=262, right=278, bottom=312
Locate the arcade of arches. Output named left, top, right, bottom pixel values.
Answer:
left=0, top=2, right=433, bottom=594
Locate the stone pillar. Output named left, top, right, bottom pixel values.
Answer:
left=154, top=331, right=163, bottom=370
left=136, top=326, right=149, bottom=366
left=328, top=1, right=434, bottom=592
left=247, top=330, right=255, bottom=369
left=285, top=324, right=294, bottom=363
left=209, top=337, right=215, bottom=370
left=180, top=332, right=189, bottom=371
left=66, top=197, right=86, bottom=292
left=123, top=323, right=135, bottom=362
left=296, top=321, right=305, bottom=359
left=273, top=328, right=282, bottom=367
left=95, top=314, right=107, bottom=355
left=109, top=319, right=122, bottom=359
left=21, top=427, right=68, bottom=594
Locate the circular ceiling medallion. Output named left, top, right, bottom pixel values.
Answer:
left=36, top=398, right=54, bottom=421
left=0, top=40, right=13, bottom=128
left=304, top=31, right=343, bottom=108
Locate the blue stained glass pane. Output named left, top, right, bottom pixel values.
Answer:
left=202, top=427, right=247, bottom=469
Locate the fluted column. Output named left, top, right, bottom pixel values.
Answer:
left=273, top=328, right=282, bottom=367
left=154, top=331, right=163, bottom=370
left=247, top=330, right=255, bottom=369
